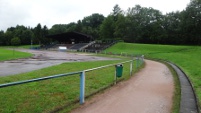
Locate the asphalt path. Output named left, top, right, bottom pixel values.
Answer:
left=0, top=49, right=116, bottom=76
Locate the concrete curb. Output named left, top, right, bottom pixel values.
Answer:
left=167, top=62, right=199, bottom=113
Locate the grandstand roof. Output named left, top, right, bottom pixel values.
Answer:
left=47, top=31, right=93, bottom=43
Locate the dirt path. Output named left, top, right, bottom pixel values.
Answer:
left=71, top=60, right=174, bottom=113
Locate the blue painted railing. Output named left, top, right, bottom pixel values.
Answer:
left=0, top=71, right=81, bottom=88
left=0, top=56, right=144, bottom=105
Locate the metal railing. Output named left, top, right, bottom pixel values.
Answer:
left=0, top=56, right=144, bottom=105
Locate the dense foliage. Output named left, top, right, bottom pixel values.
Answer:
left=0, top=0, right=200, bottom=45
left=0, top=24, right=48, bottom=46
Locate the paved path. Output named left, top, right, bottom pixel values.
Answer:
left=0, top=49, right=116, bottom=76
left=71, top=60, right=174, bottom=113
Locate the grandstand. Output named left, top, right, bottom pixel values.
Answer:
left=46, top=32, right=117, bottom=52
left=83, top=40, right=117, bottom=52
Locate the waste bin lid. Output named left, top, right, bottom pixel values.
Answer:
left=116, top=64, right=123, bottom=67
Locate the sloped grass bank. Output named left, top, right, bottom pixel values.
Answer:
left=105, top=42, right=193, bottom=55
left=107, top=42, right=201, bottom=109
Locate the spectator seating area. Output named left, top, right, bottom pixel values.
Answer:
left=43, top=40, right=117, bottom=52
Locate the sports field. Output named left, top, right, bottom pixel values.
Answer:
left=0, top=48, right=136, bottom=113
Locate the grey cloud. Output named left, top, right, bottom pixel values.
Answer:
left=0, top=0, right=31, bottom=31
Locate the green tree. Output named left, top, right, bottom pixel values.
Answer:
left=34, top=23, right=42, bottom=45
left=114, top=14, right=127, bottom=40
left=66, top=22, right=77, bottom=32
left=4, top=31, right=13, bottom=45
left=11, top=37, right=21, bottom=46
left=21, top=29, right=34, bottom=45
left=100, top=15, right=115, bottom=39
left=163, top=12, right=182, bottom=44
left=125, top=5, right=145, bottom=42
left=181, top=0, right=201, bottom=45
left=112, top=4, right=123, bottom=21
left=124, top=5, right=165, bottom=43
left=0, top=30, right=5, bottom=45
left=12, top=25, right=33, bottom=45
left=49, top=24, right=67, bottom=35
left=41, top=25, right=49, bottom=44
left=82, top=13, right=105, bottom=28
left=146, top=8, right=165, bottom=44
left=81, top=13, right=105, bottom=39
left=75, top=20, right=82, bottom=32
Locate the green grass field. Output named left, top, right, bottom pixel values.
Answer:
left=106, top=42, right=201, bottom=109
left=0, top=48, right=32, bottom=61
left=0, top=58, right=140, bottom=113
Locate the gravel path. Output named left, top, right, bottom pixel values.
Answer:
left=0, top=49, right=117, bottom=76
left=71, top=60, right=174, bottom=113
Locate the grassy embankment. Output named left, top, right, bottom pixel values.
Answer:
left=0, top=48, right=140, bottom=113
left=106, top=42, right=201, bottom=112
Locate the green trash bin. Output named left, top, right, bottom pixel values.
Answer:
left=115, top=64, right=123, bottom=77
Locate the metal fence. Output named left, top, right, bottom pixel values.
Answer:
left=0, top=56, right=144, bottom=111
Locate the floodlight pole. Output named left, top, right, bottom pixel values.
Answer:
left=31, top=39, right=33, bottom=49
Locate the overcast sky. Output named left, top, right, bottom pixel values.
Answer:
left=0, top=0, right=190, bottom=31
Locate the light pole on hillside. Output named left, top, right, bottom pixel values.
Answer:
left=31, top=39, right=33, bottom=49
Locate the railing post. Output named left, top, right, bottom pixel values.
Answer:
left=80, top=71, right=85, bottom=104
left=114, top=68, right=117, bottom=85
left=136, top=57, right=139, bottom=68
left=130, top=59, right=133, bottom=76
left=142, top=55, right=144, bottom=63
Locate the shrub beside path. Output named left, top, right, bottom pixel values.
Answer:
left=71, top=60, right=174, bottom=113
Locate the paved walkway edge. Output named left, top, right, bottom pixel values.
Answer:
left=167, top=62, right=199, bottom=113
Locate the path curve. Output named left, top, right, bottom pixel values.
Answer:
left=71, top=60, right=174, bottom=113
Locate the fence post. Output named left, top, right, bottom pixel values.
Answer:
left=80, top=71, right=85, bottom=104
left=142, top=55, right=144, bottom=63
left=130, top=59, right=133, bottom=76
left=136, top=57, right=139, bottom=68
left=114, top=68, right=117, bottom=85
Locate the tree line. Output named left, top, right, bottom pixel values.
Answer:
left=0, top=24, right=49, bottom=46
left=0, top=0, right=200, bottom=46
